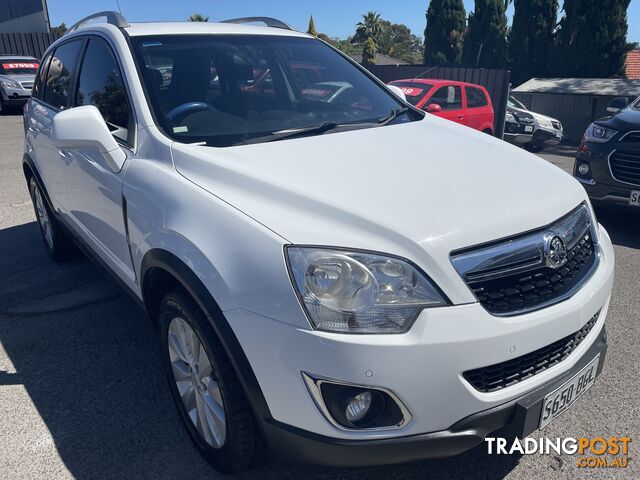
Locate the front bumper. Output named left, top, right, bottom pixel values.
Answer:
left=531, top=126, right=563, bottom=146
left=1, top=87, right=31, bottom=106
left=263, top=325, right=607, bottom=466
left=503, top=132, right=533, bottom=145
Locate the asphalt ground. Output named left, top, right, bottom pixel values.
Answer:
left=0, top=112, right=638, bottom=479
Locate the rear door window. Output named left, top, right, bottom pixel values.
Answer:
left=426, top=85, right=462, bottom=111
left=43, top=39, right=83, bottom=110
left=466, top=87, right=488, bottom=108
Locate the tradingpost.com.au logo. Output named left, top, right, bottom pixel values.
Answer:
left=485, top=436, right=631, bottom=469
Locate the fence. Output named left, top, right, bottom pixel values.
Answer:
left=0, top=31, right=62, bottom=59
left=366, top=65, right=511, bottom=138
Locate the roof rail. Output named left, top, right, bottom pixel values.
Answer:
left=66, top=11, right=129, bottom=34
left=220, top=17, right=293, bottom=30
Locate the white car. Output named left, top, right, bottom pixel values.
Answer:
left=23, top=12, right=614, bottom=473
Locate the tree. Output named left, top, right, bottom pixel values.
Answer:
left=554, top=0, right=633, bottom=77
left=307, top=15, right=318, bottom=36
left=509, top=0, right=558, bottom=85
left=462, top=0, right=509, bottom=68
left=51, top=23, right=67, bottom=37
left=354, top=11, right=382, bottom=44
left=363, top=36, right=377, bottom=64
left=377, top=20, right=423, bottom=63
left=187, top=13, right=209, bottom=22
left=424, top=0, right=467, bottom=65
left=319, top=34, right=359, bottom=55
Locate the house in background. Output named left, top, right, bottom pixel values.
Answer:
left=626, top=50, right=640, bottom=80
left=349, top=50, right=408, bottom=66
left=512, top=78, right=640, bottom=142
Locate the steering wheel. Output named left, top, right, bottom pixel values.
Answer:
left=167, top=102, right=215, bottom=123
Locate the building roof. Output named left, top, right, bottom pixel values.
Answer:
left=512, top=78, right=640, bottom=97
left=626, top=50, right=640, bottom=80
left=349, top=52, right=408, bottom=66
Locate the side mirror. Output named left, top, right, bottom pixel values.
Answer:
left=387, top=85, right=406, bottom=102
left=51, top=105, right=126, bottom=172
left=426, top=103, right=442, bottom=113
left=607, top=97, right=628, bottom=114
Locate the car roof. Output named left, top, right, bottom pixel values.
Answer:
left=391, top=78, right=486, bottom=89
left=122, top=21, right=310, bottom=39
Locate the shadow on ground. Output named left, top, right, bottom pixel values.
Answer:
left=0, top=209, right=636, bottom=479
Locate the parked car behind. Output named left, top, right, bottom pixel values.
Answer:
left=575, top=95, right=640, bottom=210
left=24, top=12, right=614, bottom=474
left=503, top=104, right=535, bottom=146
left=0, top=55, right=39, bottom=113
left=508, top=96, right=563, bottom=152
left=388, top=79, right=495, bottom=134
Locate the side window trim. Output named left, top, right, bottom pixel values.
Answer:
left=74, top=34, right=137, bottom=151
left=33, top=53, right=52, bottom=101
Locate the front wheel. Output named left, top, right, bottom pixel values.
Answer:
left=159, top=289, right=262, bottom=473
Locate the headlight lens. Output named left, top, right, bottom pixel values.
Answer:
left=583, top=123, right=618, bottom=143
left=505, top=112, right=516, bottom=123
left=286, top=247, right=448, bottom=333
left=0, top=80, right=21, bottom=89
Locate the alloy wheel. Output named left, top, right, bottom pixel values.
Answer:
left=167, top=316, right=226, bottom=449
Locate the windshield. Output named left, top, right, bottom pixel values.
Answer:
left=508, top=96, right=527, bottom=110
left=0, top=60, right=39, bottom=75
left=389, top=81, right=433, bottom=106
left=131, top=35, right=413, bottom=147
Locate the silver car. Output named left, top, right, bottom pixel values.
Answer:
left=0, top=55, right=39, bottom=113
left=508, top=95, right=563, bottom=152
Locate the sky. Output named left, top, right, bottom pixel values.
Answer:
left=47, top=0, right=640, bottom=43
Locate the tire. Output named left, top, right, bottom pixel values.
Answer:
left=159, top=288, right=262, bottom=473
left=28, top=176, right=76, bottom=261
left=0, top=95, right=5, bottom=115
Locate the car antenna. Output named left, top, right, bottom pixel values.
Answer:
left=412, top=65, right=438, bottom=80
left=114, top=0, right=123, bottom=14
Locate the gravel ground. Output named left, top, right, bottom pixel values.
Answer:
left=0, top=113, right=637, bottom=479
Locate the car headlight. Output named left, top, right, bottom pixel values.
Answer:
left=505, top=112, right=516, bottom=123
left=583, top=123, right=618, bottom=143
left=286, top=247, right=448, bottom=334
left=0, top=80, right=21, bottom=89
left=535, top=115, right=552, bottom=128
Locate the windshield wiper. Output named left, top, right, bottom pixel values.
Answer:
left=237, top=122, right=339, bottom=145
left=377, top=107, right=410, bottom=126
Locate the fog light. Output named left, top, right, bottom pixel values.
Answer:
left=345, top=391, right=372, bottom=422
left=578, top=163, right=590, bottom=176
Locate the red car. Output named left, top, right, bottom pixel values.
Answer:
left=388, top=79, right=495, bottom=134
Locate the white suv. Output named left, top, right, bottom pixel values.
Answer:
left=23, top=11, right=614, bottom=473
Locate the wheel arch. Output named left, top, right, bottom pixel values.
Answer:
left=23, top=153, right=56, bottom=212
left=140, top=248, right=274, bottom=425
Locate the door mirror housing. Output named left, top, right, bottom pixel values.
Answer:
left=426, top=103, right=442, bottom=113
left=387, top=85, right=406, bottom=102
left=51, top=105, right=126, bottom=172
left=607, top=97, right=628, bottom=114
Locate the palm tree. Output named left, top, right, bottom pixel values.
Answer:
left=188, top=13, right=209, bottom=22
left=354, top=11, right=382, bottom=44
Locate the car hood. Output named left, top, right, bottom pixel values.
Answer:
left=171, top=115, right=586, bottom=301
left=595, top=107, right=640, bottom=130
left=0, top=73, right=35, bottom=84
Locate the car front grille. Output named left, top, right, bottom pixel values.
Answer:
left=450, top=204, right=597, bottom=316
left=471, top=234, right=596, bottom=314
left=610, top=150, right=640, bottom=186
left=20, top=81, right=33, bottom=89
left=621, top=131, right=640, bottom=143
left=463, top=310, right=600, bottom=392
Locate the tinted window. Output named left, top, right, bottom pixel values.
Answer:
left=32, top=53, right=52, bottom=100
left=389, top=81, right=433, bottom=106
left=131, top=35, right=410, bottom=147
left=508, top=96, right=527, bottom=110
left=426, top=85, right=462, bottom=111
left=76, top=38, right=133, bottom=145
left=465, top=86, right=488, bottom=108
left=0, top=59, right=39, bottom=75
left=43, top=40, right=83, bottom=109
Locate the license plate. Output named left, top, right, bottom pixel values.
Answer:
left=525, top=126, right=533, bottom=133
left=539, top=355, right=600, bottom=429
left=630, top=191, right=640, bottom=206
